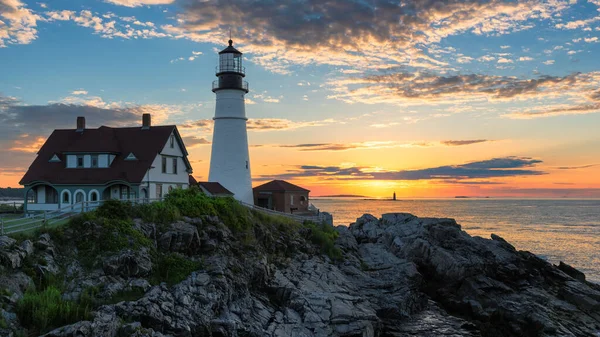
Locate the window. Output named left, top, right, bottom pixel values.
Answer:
left=62, top=191, right=70, bottom=203
left=290, top=195, right=294, bottom=205
left=246, top=160, right=248, bottom=170
left=77, top=155, right=84, bottom=168
left=173, top=158, right=178, bottom=174
left=156, top=184, right=163, bottom=198
left=162, top=156, right=167, bottom=173
left=91, top=155, right=98, bottom=168
left=170, top=135, right=175, bottom=148
left=121, top=186, right=128, bottom=200
left=168, top=186, right=173, bottom=193
left=90, top=192, right=98, bottom=202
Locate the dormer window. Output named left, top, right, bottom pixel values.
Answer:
left=76, top=155, right=84, bottom=168
left=49, top=154, right=61, bottom=163
left=91, top=155, right=99, bottom=167
left=170, top=135, right=175, bottom=148
left=125, top=152, right=137, bottom=161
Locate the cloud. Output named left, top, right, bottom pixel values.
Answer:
left=71, top=89, right=88, bottom=95
left=555, top=16, right=600, bottom=30
left=555, top=164, right=597, bottom=170
left=166, top=0, right=570, bottom=73
left=180, top=118, right=337, bottom=132
left=441, top=139, right=490, bottom=146
left=247, top=118, right=336, bottom=131
left=519, top=56, right=534, bottom=61
left=265, top=139, right=492, bottom=152
left=181, top=136, right=210, bottom=148
left=256, top=156, right=544, bottom=181
left=45, top=9, right=169, bottom=40
left=104, top=0, right=174, bottom=7
left=0, top=0, right=41, bottom=47
left=0, top=93, right=176, bottom=154
left=327, top=71, right=590, bottom=106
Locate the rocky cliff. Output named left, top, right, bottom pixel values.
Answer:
left=1, top=206, right=600, bottom=337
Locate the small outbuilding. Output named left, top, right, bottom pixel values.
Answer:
left=197, top=181, right=234, bottom=198
left=253, top=180, right=310, bottom=214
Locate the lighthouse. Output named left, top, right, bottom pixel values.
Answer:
left=208, top=39, right=253, bottom=204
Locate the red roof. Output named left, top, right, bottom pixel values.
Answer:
left=189, top=175, right=198, bottom=185
left=253, top=180, right=310, bottom=192
left=20, top=125, right=191, bottom=185
left=198, top=182, right=233, bottom=195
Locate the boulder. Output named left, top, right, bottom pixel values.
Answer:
left=558, top=261, right=586, bottom=282
left=158, top=222, right=201, bottom=254
left=103, top=249, right=152, bottom=278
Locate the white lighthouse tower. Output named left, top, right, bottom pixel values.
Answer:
left=208, top=39, right=253, bottom=204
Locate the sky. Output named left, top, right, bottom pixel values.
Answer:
left=1, top=0, right=600, bottom=198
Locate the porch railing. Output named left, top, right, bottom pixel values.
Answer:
left=0, top=197, right=163, bottom=235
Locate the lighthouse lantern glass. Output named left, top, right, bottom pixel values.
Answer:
left=219, top=53, right=242, bottom=73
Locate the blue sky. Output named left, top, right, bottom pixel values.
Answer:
left=1, top=0, right=600, bottom=197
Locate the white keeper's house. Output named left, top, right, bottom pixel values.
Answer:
left=19, top=114, right=193, bottom=213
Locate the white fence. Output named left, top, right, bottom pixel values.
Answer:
left=0, top=197, right=164, bottom=235
left=239, top=201, right=331, bottom=224
left=1, top=197, right=331, bottom=236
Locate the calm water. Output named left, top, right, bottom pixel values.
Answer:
left=312, top=198, right=600, bottom=283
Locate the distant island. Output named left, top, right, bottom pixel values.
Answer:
left=314, top=194, right=368, bottom=198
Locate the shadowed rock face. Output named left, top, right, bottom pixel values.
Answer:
left=1, top=213, right=600, bottom=337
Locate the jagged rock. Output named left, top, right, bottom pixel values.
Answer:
left=0, top=271, right=33, bottom=300
left=0, top=236, right=32, bottom=268
left=158, top=222, right=201, bottom=254
left=558, top=261, right=586, bottom=282
left=4, top=212, right=600, bottom=336
left=103, top=249, right=152, bottom=278
left=133, top=219, right=157, bottom=241
left=0, top=236, right=16, bottom=248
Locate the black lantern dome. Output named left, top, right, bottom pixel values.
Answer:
left=212, top=39, right=248, bottom=93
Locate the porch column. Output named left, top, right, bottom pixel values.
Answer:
left=23, top=187, right=28, bottom=213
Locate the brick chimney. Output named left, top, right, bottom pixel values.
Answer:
left=76, top=116, right=85, bottom=132
left=142, top=113, right=151, bottom=130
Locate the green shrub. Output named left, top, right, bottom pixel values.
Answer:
left=132, top=202, right=180, bottom=225
left=212, top=197, right=252, bottom=232
left=16, top=286, right=91, bottom=334
left=151, top=253, right=201, bottom=286
left=96, top=199, right=134, bottom=220
left=303, top=221, right=342, bottom=261
left=0, top=315, right=7, bottom=329
left=164, top=187, right=217, bottom=218
left=68, top=218, right=152, bottom=268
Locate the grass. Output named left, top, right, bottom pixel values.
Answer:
left=150, top=252, right=202, bottom=286
left=303, top=221, right=343, bottom=261
left=16, top=286, right=92, bottom=335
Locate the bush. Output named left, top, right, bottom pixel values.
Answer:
left=151, top=253, right=201, bottom=286
left=16, top=286, right=91, bottom=334
left=164, top=187, right=217, bottom=218
left=303, top=221, right=342, bottom=261
left=96, top=199, right=134, bottom=220
left=132, top=202, right=180, bottom=225
left=211, top=197, right=253, bottom=232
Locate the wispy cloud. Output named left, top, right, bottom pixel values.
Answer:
left=256, top=156, right=544, bottom=182
left=0, top=0, right=41, bottom=47
left=104, top=0, right=174, bottom=7
left=262, top=139, right=492, bottom=152
left=180, top=118, right=337, bottom=132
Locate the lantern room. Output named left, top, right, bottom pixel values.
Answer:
left=213, top=39, right=249, bottom=93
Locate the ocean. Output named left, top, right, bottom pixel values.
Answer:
left=311, top=198, right=600, bottom=283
